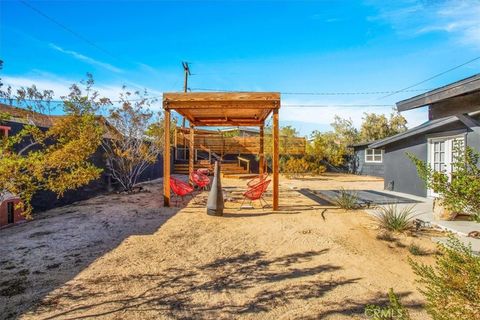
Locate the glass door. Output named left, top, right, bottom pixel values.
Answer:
left=428, top=135, right=465, bottom=197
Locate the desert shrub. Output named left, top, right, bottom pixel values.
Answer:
left=408, top=243, right=427, bottom=256
left=408, top=146, right=480, bottom=223
left=365, top=288, right=412, bottom=320
left=375, top=204, right=416, bottom=232
left=281, top=156, right=326, bottom=178
left=282, top=157, right=310, bottom=178
left=307, top=161, right=327, bottom=175
left=410, top=234, right=480, bottom=320
left=334, top=188, right=359, bottom=210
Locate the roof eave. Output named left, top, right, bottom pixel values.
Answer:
left=369, top=116, right=459, bottom=148
left=396, top=74, right=480, bottom=112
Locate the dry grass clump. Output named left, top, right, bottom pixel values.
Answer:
left=408, top=243, right=428, bottom=256
left=376, top=230, right=396, bottom=242
left=334, top=188, right=359, bottom=210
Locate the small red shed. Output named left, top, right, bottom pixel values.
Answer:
left=0, top=193, right=25, bottom=228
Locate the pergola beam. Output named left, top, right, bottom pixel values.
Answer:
left=165, top=103, right=278, bottom=109
left=191, top=121, right=264, bottom=127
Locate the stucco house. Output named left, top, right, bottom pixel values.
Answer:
left=349, top=141, right=384, bottom=177
left=368, top=74, right=480, bottom=197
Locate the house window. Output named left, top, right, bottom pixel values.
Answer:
left=0, top=125, right=10, bottom=138
left=365, top=148, right=382, bottom=163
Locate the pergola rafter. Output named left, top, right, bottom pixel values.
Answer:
left=162, top=92, right=280, bottom=210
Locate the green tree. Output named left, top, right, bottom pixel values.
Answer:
left=331, top=115, right=359, bottom=148
left=263, top=124, right=303, bottom=156
left=389, top=109, right=408, bottom=135
left=307, top=130, right=346, bottom=166
left=306, top=116, right=357, bottom=166
left=0, top=73, right=109, bottom=217
left=280, top=125, right=299, bottom=153
left=360, top=110, right=407, bottom=141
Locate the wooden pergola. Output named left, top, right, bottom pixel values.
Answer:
left=162, top=92, right=281, bottom=210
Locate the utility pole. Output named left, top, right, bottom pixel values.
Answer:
left=182, top=61, right=191, bottom=94
left=182, top=61, right=191, bottom=159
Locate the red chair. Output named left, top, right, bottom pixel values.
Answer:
left=190, top=172, right=210, bottom=190
left=247, top=173, right=268, bottom=188
left=197, top=168, right=209, bottom=176
left=170, top=177, right=194, bottom=206
left=241, top=179, right=271, bottom=209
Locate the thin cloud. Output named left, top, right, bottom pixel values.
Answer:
left=1, top=74, right=162, bottom=106
left=49, top=43, right=124, bottom=73
left=369, top=0, right=480, bottom=49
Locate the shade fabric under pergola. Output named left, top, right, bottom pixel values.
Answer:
left=162, top=92, right=281, bottom=210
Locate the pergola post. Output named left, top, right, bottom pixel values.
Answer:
left=259, top=125, right=264, bottom=175
left=272, top=109, right=279, bottom=210
left=163, top=109, right=171, bottom=207
left=189, top=124, right=194, bottom=180
left=173, top=127, right=178, bottom=160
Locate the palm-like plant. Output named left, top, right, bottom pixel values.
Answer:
left=375, top=204, right=417, bottom=232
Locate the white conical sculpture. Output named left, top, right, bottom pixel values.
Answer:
left=206, top=161, right=224, bottom=216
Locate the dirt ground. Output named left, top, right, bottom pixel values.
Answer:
left=0, top=173, right=440, bottom=319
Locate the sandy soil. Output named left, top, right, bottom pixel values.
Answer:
left=0, top=173, right=440, bottom=319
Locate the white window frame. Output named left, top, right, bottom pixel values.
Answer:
left=427, top=134, right=466, bottom=197
left=365, top=148, right=382, bottom=163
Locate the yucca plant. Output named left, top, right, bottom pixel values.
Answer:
left=334, top=188, right=359, bottom=210
left=375, top=204, right=417, bottom=232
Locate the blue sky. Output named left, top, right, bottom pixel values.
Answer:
left=1, top=0, right=480, bottom=136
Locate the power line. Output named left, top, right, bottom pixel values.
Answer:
left=2, top=98, right=392, bottom=108
left=19, top=0, right=175, bottom=94
left=282, top=104, right=393, bottom=108
left=379, top=55, right=480, bottom=99
left=190, top=87, right=432, bottom=96
left=19, top=0, right=117, bottom=60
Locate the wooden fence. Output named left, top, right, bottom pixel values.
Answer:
left=175, top=128, right=306, bottom=155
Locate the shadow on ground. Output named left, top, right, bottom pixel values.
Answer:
left=0, top=182, right=187, bottom=320
left=26, top=248, right=423, bottom=319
